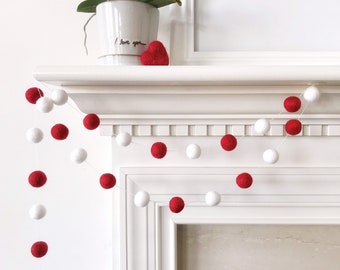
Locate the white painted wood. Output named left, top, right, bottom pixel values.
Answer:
left=172, top=125, right=188, bottom=136
left=33, top=66, right=340, bottom=129
left=123, top=167, right=340, bottom=270
left=34, top=65, right=340, bottom=270
left=171, top=0, right=340, bottom=65
left=33, top=65, right=340, bottom=86
left=328, top=125, right=340, bottom=136
left=154, top=125, right=170, bottom=136
left=194, top=0, right=340, bottom=52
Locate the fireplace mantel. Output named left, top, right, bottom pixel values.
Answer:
left=34, top=65, right=340, bottom=136
left=33, top=65, right=340, bottom=270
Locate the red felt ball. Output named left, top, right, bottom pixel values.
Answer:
left=31, top=241, right=48, bottom=258
left=83, top=113, right=100, bottom=130
left=100, top=173, right=116, bottom=189
left=25, top=87, right=44, bottom=104
left=220, top=134, right=237, bottom=151
left=151, top=142, right=167, bottom=159
left=51, top=124, right=69, bottom=140
left=284, top=96, right=301, bottom=112
left=169, top=196, right=185, bottom=213
left=140, top=40, right=169, bottom=66
left=28, top=170, right=47, bottom=188
left=236, top=172, right=253, bottom=189
left=285, top=119, right=302, bottom=135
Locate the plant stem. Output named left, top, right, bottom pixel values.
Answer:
left=83, top=13, right=96, bottom=55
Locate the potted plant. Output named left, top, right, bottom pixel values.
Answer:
left=77, top=0, right=182, bottom=65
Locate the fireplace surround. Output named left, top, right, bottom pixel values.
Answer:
left=34, top=65, right=340, bottom=270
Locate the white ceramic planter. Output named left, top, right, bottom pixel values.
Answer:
left=96, top=1, right=159, bottom=65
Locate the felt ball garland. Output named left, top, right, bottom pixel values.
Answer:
left=25, top=87, right=44, bottom=104
left=51, top=123, right=69, bottom=140
left=285, top=119, right=302, bottom=136
left=169, top=196, right=185, bottom=213
left=24, top=83, right=323, bottom=262
left=29, top=204, right=47, bottom=220
left=151, top=142, right=167, bottom=159
left=205, top=191, right=221, bottom=206
left=70, top=148, right=87, bottom=164
left=36, top=97, right=54, bottom=113
left=26, top=127, right=44, bottom=143
left=28, top=170, right=47, bottom=188
left=263, top=149, right=279, bottom=164
left=99, top=173, right=116, bottom=189
left=220, top=134, right=237, bottom=151
left=134, top=191, right=150, bottom=208
left=116, top=132, right=132, bottom=147
left=83, top=113, right=100, bottom=130
left=284, top=96, right=301, bottom=113
left=254, top=118, right=271, bottom=135
left=25, top=85, right=321, bottom=199
left=51, top=89, right=68, bottom=105
left=304, top=85, right=320, bottom=102
left=186, top=144, right=201, bottom=159
left=236, top=172, right=253, bottom=189
left=31, top=241, right=48, bottom=258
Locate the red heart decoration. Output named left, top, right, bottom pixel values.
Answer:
left=140, top=40, right=169, bottom=65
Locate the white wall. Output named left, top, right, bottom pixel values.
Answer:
left=0, top=1, right=113, bottom=269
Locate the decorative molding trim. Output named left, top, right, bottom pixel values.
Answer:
left=171, top=0, right=340, bottom=66
left=33, top=65, right=340, bottom=86
left=33, top=66, right=340, bottom=135
left=121, top=166, right=340, bottom=270
left=100, top=123, right=340, bottom=137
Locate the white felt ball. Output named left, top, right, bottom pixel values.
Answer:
left=116, top=132, right=132, bottom=146
left=26, top=127, right=43, bottom=143
left=254, top=118, right=270, bottom=135
left=205, top=191, right=221, bottom=206
left=70, top=148, right=87, bottom=164
left=263, top=149, right=279, bottom=164
left=36, top=97, right=54, bottom=113
left=304, top=85, right=320, bottom=102
left=51, top=89, right=68, bottom=105
left=29, top=204, right=46, bottom=220
left=134, top=191, right=150, bottom=208
left=186, top=144, right=201, bottom=159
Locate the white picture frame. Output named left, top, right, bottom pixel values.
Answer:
left=170, top=0, right=340, bottom=65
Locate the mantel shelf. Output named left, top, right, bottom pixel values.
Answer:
left=34, top=65, right=340, bottom=86
left=33, top=65, right=340, bottom=133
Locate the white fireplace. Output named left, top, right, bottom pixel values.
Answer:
left=34, top=64, right=340, bottom=269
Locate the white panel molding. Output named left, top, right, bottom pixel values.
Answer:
left=122, top=166, right=340, bottom=270
left=170, top=0, right=340, bottom=65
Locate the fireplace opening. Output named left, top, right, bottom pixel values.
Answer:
left=177, top=224, right=340, bottom=270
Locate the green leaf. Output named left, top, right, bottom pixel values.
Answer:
left=139, top=0, right=182, bottom=8
left=77, top=0, right=182, bottom=13
left=77, top=0, right=107, bottom=13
